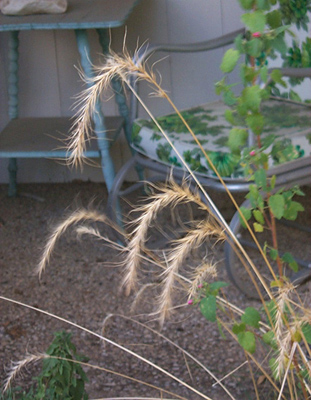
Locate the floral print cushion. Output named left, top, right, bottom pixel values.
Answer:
left=132, top=99, right=311, bottom=178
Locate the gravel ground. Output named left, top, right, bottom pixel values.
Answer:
left=1, top=181, right=311, bottom=400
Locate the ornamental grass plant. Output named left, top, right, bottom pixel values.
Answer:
left=1, top=0, right=311, bottom=399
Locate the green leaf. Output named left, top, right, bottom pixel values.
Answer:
left=271, top=35, right=287, bottom=56
left=302, top=47, right=310, bottom=68
left=246, top=38, right=263, bottom=57
left=241, top=307, right=261, bottom=328
left=228, top=128, right=248, bottom=154
left=282, top=189, right=294, bottom=202
left=265, top=300, right=277, bottom=326
left=215, top=77, right=226, bottom=95
left=238, top=0, right=254, bottom=9
left=239, top=206, right=252, bottom=228
left=268, top=194, right=285, bottom=219
left=260, top=65, right=268, bottom=83
left=234, top=34, right=244, bottom=52
left=253, top=222, right=264, bottom=232
left=266, top=10, right=282, bottom=28
left=237, top=331, right=256, bottom=353
left=220, top=49, right=240, bottom=73
left=246, top=186, right=259, bottom=209
left=209, top=281, right=229, bottom=292
left=241, top=85, right=262, bottom=112
left=270, top=175, right=276, bottom=190
left=282, top=252, right=295, bottom=264
left=289, top=89, right=302, bottom=102
left=282, top=252, right=298, bottom=272
left=241, top=11, right=266, bottom=33
left=224, top=109, right=236, bottom=125
left=270, top=279, right=283, bottom=288
left=232, top=322, right=246, bottom=334
left=301, top=323, right=311, bottom=344
left=263, top=331, right=277, bottom=349
left=256, top=0, right=270, bottom=10
left=223, top=89, right=237, bottom=106
left=246, top=113, right=264, bottom=135
left=273, top=25, right=289, bottom=36
left=270, top=69, right=286, bottom=87
left=240, top=65, right=258, bottom=84
left=262, top=135, right=276, bottom=149
left=292, top=186, right=305, bottom=197
left=269, top=248, right=278, bottom=261
left=253, top=209, right=265, bottom=225
left=259, top=153, right=269, bottom=165
left=257, top=193, right=264, bottom=210
left=262, top=331, right=275, bottom=346
left=200, top=295, right=217, bottom=322
left=254, top=168, right=267, bottom=190
left=246, top=185, right=264, bottom=210
left=292, top=330, right=302, bottom=343
left=283, top=201, right=304, bottom=221
left=269, top=357, right=278, bottom=379
left=71, top=379, right=85, bottom=399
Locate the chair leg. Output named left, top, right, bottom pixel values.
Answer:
left=8, top=158, right=17, bottom=197
left=7, top=31, right=19, bottom=197
left=106, top=156, right=138, bottom=231
left=75, top=29, right=116, bottom=192
left=223, top=202, right=257, bottom=298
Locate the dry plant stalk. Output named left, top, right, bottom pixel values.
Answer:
left=0, top=296, right=214, bottom=400
left=37, top=208, right=108, bottom=278
left=69, top=47, right=159, bottom=167
left=3, top=353, right=46, bottom=392
left=189, top=260, right=218, bottom=298
left=27, top=41, right=311, bottom=399
left=121, top=180, right=211, bottom=296
left=157, top=217, right=225, bottom=324
left=4, top=351, right=190, bottom=400
left=102, top=313, right=237, bottom=400
left=69, top=46, right=277, bottom=303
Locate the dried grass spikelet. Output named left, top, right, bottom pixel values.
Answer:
left=272, top=282, right=296, bottom=379
left=130, top=283, right=157, bottom=313
left=273, top=317, right=311, bottom=384
left=68, top=46, right=157, bottom=168
left=75, top=225, right=123, bottom=253
left=37, top=208, right=107, bottom=278
left=274, top=282, right=296, bottom=345
left=274, top=326, right=293, bottom=380
left=121, top=180, right=210, bottom=296
left=3, top=353, right=46, bottom=393
left=68, top=41, right=277, bottom=299
left=157, top=218, right=225, bottom=325
left=188, top=260, right=218, bottom=298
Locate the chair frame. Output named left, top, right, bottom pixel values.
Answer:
left=107, top=28, right=311, bottom=297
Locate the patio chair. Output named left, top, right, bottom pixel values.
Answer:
left=106, top=28, right=311, bottom=298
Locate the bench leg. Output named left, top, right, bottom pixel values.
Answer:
left=96, top=29, right=145, bottom=183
